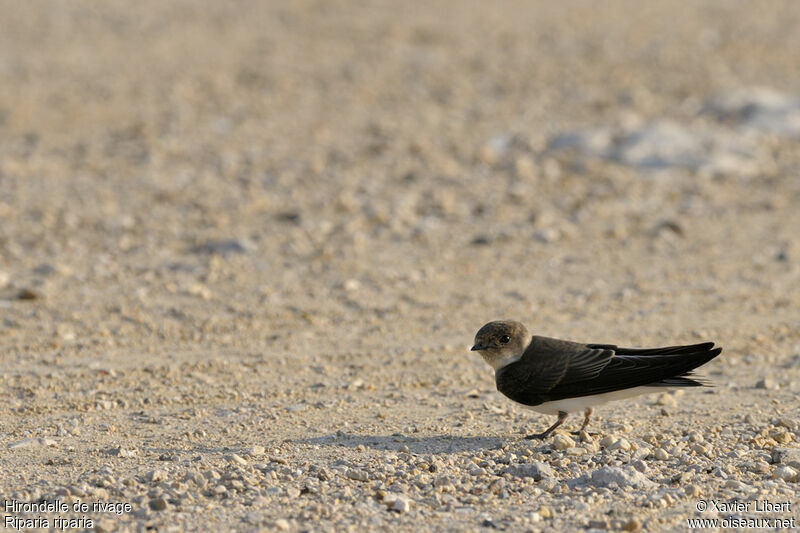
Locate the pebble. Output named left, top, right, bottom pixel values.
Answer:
left=8, top=437, right=57, bottom=450
left=113, top=447, right=138, bottom=458
left=551, top=434, right=575, bottom=451
left=148, top=469, right=168, bottom=483
left=772, top=448, right=800, bottom=469
left=149, top=498, right=168, bottom=511
left=608, top=438, right=631, bottom=451
left=773, top=431, right=792, bottom=444
left=724, top=480, right=747, bottom=490
left=705, top=87, right=800, bottom=137
left=547, top=119, right=756, bottom=174
left=193, top=239, right=250, bottom=256
left=657, top=394, right=677, bottom=407
left=392, top=495, right=412, bottom=513
left=16, top=288, right=40, bottom=300
left=248, top=446, right=265, bottom=456
left=503, top=462, right=554, bottom=481
left=685, top=484, right=702, bottom=497
left=229, top=454, right=247, bottom=465
left=623, top=518, right=643, bottom=532
left=581, top=466, right=655, bottom=489
left=774, top=466, right=798, bottom=482
left=653, top=448, right=670, bottom=461
left=755, top=377, right=780, bottom=390
left=273, top=519, right=291, bottom=531
left=346, top=468, right=369, bottom=482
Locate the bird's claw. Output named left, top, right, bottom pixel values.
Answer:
left=524, top=433, right=548, bottom=440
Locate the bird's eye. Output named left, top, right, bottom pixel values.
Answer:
left=500, top=335, right=510, bottom=344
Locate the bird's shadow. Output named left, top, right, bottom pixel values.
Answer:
left=301, top=433, right=504, bottom=454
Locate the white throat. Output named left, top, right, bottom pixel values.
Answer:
left=485, top=352, right=523, bottom=371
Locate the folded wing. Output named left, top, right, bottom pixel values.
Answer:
left=496, top=336, right=722, bottom=406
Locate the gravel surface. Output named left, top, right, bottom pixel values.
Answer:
left=1, top=1, right=799, bottom=531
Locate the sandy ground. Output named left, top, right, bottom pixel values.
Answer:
left=1, top=1, right=800, bottom=531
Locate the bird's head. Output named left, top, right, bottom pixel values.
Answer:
left=471, top=320, right=529, bottom=370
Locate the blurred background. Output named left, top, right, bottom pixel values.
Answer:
left=1, top=0, right=798, bottom=358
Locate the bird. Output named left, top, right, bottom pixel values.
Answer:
left=470, top=320, right=722, bottom=439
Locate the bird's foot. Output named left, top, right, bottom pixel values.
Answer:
left=524, top=432, right=550, bottom=440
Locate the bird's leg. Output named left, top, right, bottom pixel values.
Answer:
left=580, top=407, right=592, bottom=432
left=571, top=408, right=594, bottom=436
left=525, top=411, right=568, bottom=440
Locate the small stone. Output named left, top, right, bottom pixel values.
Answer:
left=773, top=431, right=792, bottom=444
left=755, top=378, right=779, bottom=390
left=392, top=495, right=412, bottom=513
left=772, top=448, right=800, bottom=469
left=653, top=448, right=670, bottom=461
left=193, top=239, right=250, bottom=256
left=753, top=460, right=770, bottom=474
left=230, top=454, right=247, bottom=465
left=274, top=519, right=291, bottom=531
left=149, top=498, right=168, bottom=511
left=583, top=466, right=655, bottom=489
left=774, top=466, right=798, bottom=482
left=533, top=228, right=561, bottom=244
left=94, top=520, right=113, bottom=533
left=343, top=279, right=360, bottom=291
left=687, top=432, right=704, bottom=443
left=286, top=487, right=301, bottom=498
left=148, top=469, right=168, bottom=483
left=248, top=446, right=265, bottom=456
left=113, top=446, right=137, bottom=458
left=8, top=437, right=56, bottom=450
left=657, top=394, right=677, bottom=407
left=685, top=484, right=702, bottom=497
left=538, top=506, right=552, bottom=519
left=600, top=436, right=616, bottom=448
left=551, top=434, right=575, bottom=451
left=16, top=288, right=39, bottom=300
left=505, top=461, right=554, bottom=481
left=398, top=445, right=410, bottom=453
left=346, top=468, right=369, bottom=482
left=724, top=480, right=746, bottom=490
left=623, top=518, right=642, bottom=532
left=514, top=156, right=537, bottom=179
left=608, top=438, right=631, bottom=451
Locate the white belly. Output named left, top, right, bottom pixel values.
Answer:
left=519, top=386, right=662, bottom=415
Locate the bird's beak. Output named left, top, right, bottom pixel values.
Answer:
left=470, top=343, right=484, bottom=351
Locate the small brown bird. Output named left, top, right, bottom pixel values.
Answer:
left=471, top=320, right=722, bottom=439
